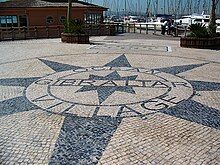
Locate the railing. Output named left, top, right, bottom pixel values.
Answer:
left=0, top=24, right=116, bottom=41
left=0, top=26, right=64, bottom=41
left=110, top=22, right=189, bottom=36
left=0, top=23, right=188, bottom=41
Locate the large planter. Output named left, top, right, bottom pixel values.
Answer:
left=61, top=33, right=89, bottom=44
left=180, top=37, right=220, bottom=49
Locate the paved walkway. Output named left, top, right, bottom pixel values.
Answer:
left=0, top=34, right=220, bottom=165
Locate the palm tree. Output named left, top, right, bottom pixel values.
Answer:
left=62, top=0, right=89, bottom=43
left=67, top=0, right=72, bottom=32
left=209, top=0, right=219, bottom=35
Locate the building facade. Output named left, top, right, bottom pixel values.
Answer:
left=0, top=0, right=107, bottom=27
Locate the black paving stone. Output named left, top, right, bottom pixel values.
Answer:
left=154, top=63, right=208, bottom=75
left=0, top=77, right=40, bottom=87
left=0, top=96, right=39, bottom=116
left=162, top=100, right=220, bottom=130
left=49, top=116, right=122, bottom=165
left=189, top=80, right=220, bottom=91
left=39, top=58, right=83, bottom=72
left=104, top=54, right=132, bottom=67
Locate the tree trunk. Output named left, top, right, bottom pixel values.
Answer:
left=209, top=0, right=219, bottom=35
left=67, top=0, right=72, bottom=31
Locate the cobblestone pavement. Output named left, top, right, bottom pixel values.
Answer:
left=0, top=34, right=220, bottom=164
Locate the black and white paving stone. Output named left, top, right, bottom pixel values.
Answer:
left=0, top=36, right=220, bottom=164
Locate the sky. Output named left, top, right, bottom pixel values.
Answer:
left=0, top=0, right=219, bottom=15
left=92, top=0, right=219, bottom=15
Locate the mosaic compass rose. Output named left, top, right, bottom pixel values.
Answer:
left=0, top=54, right=220, bottom=164
left=75, top=71, right=138, bottom=104
left=1, top=54, right=220, bottom=126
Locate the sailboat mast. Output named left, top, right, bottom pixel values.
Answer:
left=152, top=0, right=158, bottom=15
left=125, top=0, right=127, bottom=16
left=156, top=0, right=159, bottom=15
left=138, top=0, right=141, bottom=16
left=163, top=0, right=166, bottom=14
left=116, top=0, right=119, bottom=16
left=167, top=0, right=170, bottom=14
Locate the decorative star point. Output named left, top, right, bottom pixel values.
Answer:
left=76, top=71, right=138, bottom=104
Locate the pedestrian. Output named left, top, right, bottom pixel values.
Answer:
left=161, top=20, right=167, bottom=35
left=167, top=19, right=172, bottom=35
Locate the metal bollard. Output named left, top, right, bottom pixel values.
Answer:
left=128, top=24, right=130, bottom=33
left=23, top=26, right=27, bottom=40
left=134, top=23, right=136, bottom=33
left=140, top=24, right=142, bottom=34
left=153, top=25, right=156, bottom=35
left=46, top=26, right=49, bottom=38
left=0, top=29, right=2, bottom=41
left=184, top=26, right=187, bottom=37
left=146, top=24, right=148, bottom=34
left=11, top=28, right=15, bottom=41
left=121, top=24, right=124, bottom=33
left=34, top=27, right=38, bottom=39
left=175, top=27, right=178, bottom=37
left=57, top=26, right=61, bottom=37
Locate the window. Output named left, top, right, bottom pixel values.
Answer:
left=84, top=13, right=102, bottom=24
left=60, top=16, right=66, bottom=23
left=60, top=16, right=66, bottom=24
left=19, top=15, right=27, bottom=27
left=194, top=19, right=202, bottom=22
left=0, top=15, right=18, bottom=27
left=0, top=16, right=6, bottom=27
left=46, top=16, right=54, bottom=24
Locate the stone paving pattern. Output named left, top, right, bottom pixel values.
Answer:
left=0, top=34, right=220, bottom=164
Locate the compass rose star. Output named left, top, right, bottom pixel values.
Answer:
left=76, top=71, right=138, bottom=104
left=0, top=54, right=220, bottom=164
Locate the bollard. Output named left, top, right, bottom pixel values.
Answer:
left=18, top=27, right=22, bottom=38
left=175, top=27, right=178, bottom=37
left=23, top=26, right=27, bottom=40
left=46, top=26, right=49, bottom=38
left=34, top=27, right=38, bottom=39
left=11, top=28, right=15, bottom=41
left=116, top=23, right=119, bottom=33
left=0, top=29, right=2, bottom=41
left=90, top=24, right=92, bottom=35
left=140, top=24, right=142, bottom=34
left=146, top=24, right=148, bottom=34
left=57, top=26, right=61, bottom=37
left=184, top=26, right=187, bottom=37
left=128, top=24, right=130, bottom=33
left=98, top=24, right=101, bottom=36
left=153, top=25, right=156, bottom=35
left=122, top=24, right=125, bottom=33
left=134, top=23, right=136, bottom=33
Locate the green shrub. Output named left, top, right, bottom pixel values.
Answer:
left=187, top=23, right=209, bottom=38
left=64, top=19, right=85, bottom=34
left=208, top=22, right=219, bottom=37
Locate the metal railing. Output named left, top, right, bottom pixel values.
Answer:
left=111, top=22, right=188, bottom=36
left=0, top=23, right=188, bottom=41
left=0, top=26, right=63, bottom=41
left=0, top=24, right=116, bottom=41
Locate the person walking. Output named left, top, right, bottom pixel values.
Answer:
left=161, top=20, right=167, bottom=35
left=167, top=19, right=172, bottom=35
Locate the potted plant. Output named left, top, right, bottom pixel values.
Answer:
left=61, top=0, right=89, bottom=44
left=180, top=0, right=220, bottom=49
